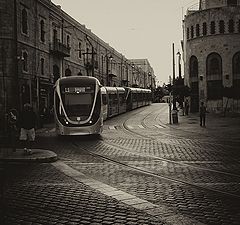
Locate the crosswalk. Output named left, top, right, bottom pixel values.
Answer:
left=104, top=124, right=165, bottom=130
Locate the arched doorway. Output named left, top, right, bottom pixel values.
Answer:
left=189, top=56, right=199, bottom=112
left=232, top=51, right=240, bottom=101
left=206, top=53, right=223, bottom=100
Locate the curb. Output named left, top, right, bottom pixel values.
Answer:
left=0, top=149, right=58, bottom=163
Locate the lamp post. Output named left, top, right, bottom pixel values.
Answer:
left=177, top=51, right=182, bottom=79
left=172, top=43, right=178, bottom=123
left=106, top=54, right=113, bottom=86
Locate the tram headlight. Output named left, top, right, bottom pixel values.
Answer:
left=63, top=118, right=69, bottom=125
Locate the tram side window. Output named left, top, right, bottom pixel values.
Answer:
left=109, top=93, right=118, bottom=106
left=139, top=92, right=143, bottom=101
left=119, top=93, right=125, bottom=105
left=126, top=91, right=132, bottom=104
left=102, top=93, right=107, bottom=105
left=133, top=93, right=137, bottom=102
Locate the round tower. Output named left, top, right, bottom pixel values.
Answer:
left=183, top=0, right=240, bottom=113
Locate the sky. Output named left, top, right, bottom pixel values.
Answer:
left=51, top=0, right=198, bottom=85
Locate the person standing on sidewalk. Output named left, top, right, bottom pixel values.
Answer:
left=19, top=103, right=37, bottom=154
left=200, top=102, right=207, bottom=127
left=185, top=99, right=189, bottom=116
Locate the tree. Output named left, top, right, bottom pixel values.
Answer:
left=172, top=77, right=190, bottom=107
left=154, top=86, right=165, bottom=102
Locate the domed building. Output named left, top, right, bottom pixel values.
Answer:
left=183, top=0, right=240, bottom=114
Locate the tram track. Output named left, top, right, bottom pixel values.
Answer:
left=76, top=104, right=240, bottom=199
left=107, top=105, right=240, bottom=175
left=121, top=104, right=240, bottom=155
left=72, top=140, right=240, bottom=199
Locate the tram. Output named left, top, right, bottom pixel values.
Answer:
left=54, top=76, right=103, bottom=135
left=54, top=76, right=152, bottom=135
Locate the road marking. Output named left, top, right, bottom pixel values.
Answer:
left=154, top=124, right=165, bottom=128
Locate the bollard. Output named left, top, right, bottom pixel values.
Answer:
left=171, top=109, right=178, bottom=124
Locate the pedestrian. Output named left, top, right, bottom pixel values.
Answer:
left=185, top=99, right=189, bottom=116
left=19, top=103, right=37, bottom=154
left=7, top=108, right=18, bottom=152
left=200, top=102, right=207, bottom=127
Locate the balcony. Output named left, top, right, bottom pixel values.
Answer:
left=50, top=39, right=70, bottom=57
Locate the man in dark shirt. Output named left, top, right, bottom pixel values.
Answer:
left=19, top=103, right=37, bottom=154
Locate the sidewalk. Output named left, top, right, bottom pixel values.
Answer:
left=0, top=148, right=57, bottom=163
left=0, top=123, right=57, bottom=163
left=166, top=110, right=240, bottom=142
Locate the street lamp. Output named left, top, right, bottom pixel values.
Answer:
left=176, top=51, right=182, bottom=79
left=172, top=43, right=178, bottom=123
left=148, top=72, right=152, bottom=89
left=106, top=54, right=113, bottom=86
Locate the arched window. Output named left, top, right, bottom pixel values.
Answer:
left=232, top=52, right=240, bottom=98
left=191, top=26, right=194, bottom=38
left=206, top=53, right=222, bottom=77
left=196, top=24, right=200, bottom=37
left=53, top=29, right=57, bottom=42
left=210, top=21, right=215, bottom=34
left=67, top=35, right=70, bottom=47
left=187, top=28, right=189, bottom=39
left=233, top=51, right=240, bottom=78
left=203, top=22, right=207, bottom=35
left=206, top=53, right=223, bottom=100
left=78, top=42, right=82, bottom=58
left=65, top=68, right=71, bottom=77
left=40, top=20, right=45, bottom=42
left=40, top=58, right=45, bottom=75
left=21, top=9, right=28, bottom=34
left=22, top=52, right=28, bottom=71
left=219, top=20, right=225, bottom=33
left=189, top=56, right=198, bottom=78
left=228, top=19, right=234, bottom=33
left=227, top=0, right=237, bottom=6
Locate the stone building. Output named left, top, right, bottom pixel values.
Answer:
left=183, top=0, right=240, bottom=113
left=0, top=0, right=155, bottom=132
left=129, top=59, right=155, bottom=90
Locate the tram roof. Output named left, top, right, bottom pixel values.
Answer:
left=125, top=87, right=151, bottom=93
left=58, top=76, right=100, bottom=86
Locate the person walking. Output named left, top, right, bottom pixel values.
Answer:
left=7, top=108, right=18, bottom=152
left=200, top=102, right=207, bottom=127
left=19, top=103, right=37, bottom=154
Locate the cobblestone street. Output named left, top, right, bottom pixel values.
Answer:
left=1, top=103, right=240, bottom=225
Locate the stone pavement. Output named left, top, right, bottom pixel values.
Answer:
left=164, top=109, right=240, bottom=141
left=0, top=106, right=239, bottom=225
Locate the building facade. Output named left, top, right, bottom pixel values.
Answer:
left=0, top=0, right=155, bottom=132
left=183, top=0, right=240, bottom=113
left=129, top=59, right=155, bottom=90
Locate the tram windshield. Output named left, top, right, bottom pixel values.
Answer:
left=61, top=86, right=95, bottom=120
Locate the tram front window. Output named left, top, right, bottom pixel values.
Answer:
left=63, top=93, right=94, bottom=120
